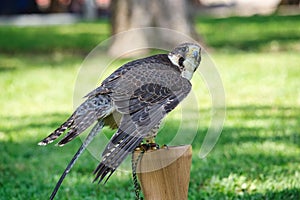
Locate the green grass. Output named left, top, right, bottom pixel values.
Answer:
left=0, top=20, right=109, bottom=54
left=0, top=15, right=300, bottom=199
left=197, top=15, right=300, bottom=52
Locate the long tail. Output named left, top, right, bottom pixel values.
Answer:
left=38, top=95, right=113, bottom=146
left=49, top=121, right=104, bottom=200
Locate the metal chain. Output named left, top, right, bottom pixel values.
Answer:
left=132, top=150, right=145, bottom=200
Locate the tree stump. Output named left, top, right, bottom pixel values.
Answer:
left=134, top=145, right=192, bottom=200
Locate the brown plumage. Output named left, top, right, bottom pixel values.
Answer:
left=39, top=43, right=201, bottom=199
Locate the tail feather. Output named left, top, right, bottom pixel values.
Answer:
left=38, top=95, right=113, bottom=146
left=93, top=163, right=115, bottom=184
left=93, top=129, right=143, bottom=183
left=38, top=115, right=75, bottom=146
left=57, top=112, right=98, bottom=146
left=57, top=128, right=78, bottom=146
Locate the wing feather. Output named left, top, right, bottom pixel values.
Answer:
left=94, top=71, right=191, bottom=183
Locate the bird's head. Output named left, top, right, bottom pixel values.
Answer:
left=168, top=43, right=201, bottom=80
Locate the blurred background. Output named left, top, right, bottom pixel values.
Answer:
left=1, top=0, right=300, bottom=17
left=0, top=0, right=299, bottom=199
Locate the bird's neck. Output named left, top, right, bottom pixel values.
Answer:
left=168, top=54, right=196, bottom=80
left=168, top=54, right=184, bottom=72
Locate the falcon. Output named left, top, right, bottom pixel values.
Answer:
left=39, top=43, right=201, bottom=199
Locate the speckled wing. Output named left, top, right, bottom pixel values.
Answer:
left=91, top=54, right=192, bottom=183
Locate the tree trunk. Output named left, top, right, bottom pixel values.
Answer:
left=109, top=0, right=202, bottom=57
left=83, top=0, right=97, bottom=20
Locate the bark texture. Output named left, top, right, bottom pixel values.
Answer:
left=109, top=0, right=202, bottom=57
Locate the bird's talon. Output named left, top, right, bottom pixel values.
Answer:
left=135, top=143, right=150, bottom=152
left=149, top=143, right=159, bottom=150
left=135, top=142, right=160, bottom=152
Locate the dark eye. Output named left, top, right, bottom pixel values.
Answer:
left=181, top=47, right=187, bottom=52
left=178, top=57, right=184, bottom=66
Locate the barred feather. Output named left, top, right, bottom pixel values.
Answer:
left=38, top=115, right=75, bottom=146
left=38, top=95, right=113, bottom=146
left=93, top=129, right=143, bottom=184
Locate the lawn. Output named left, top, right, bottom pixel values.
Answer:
left=0, top=15, right=300, bottom=199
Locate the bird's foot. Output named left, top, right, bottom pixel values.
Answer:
left=136, top=143, right=159, bottom=152
left=148, top=142, right=159, bottom=150
left=134, top=142, right=169, bottom=152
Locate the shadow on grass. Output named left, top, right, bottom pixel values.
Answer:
left=0, top=21, right=110, bottom=54
left=243, top=188, right=300, bottom=199
left=1, top=14, right=299, bottom=57
left=0, top=112, right=69, bottom=135
left=0, top=136, right=135, bottom=199
left=193, top=188, right=300, bottom=200
left=213, top=34, right=300, bottom=52
left=0, top=66, right=18, bottom=72
left=0, top=104, right=299, bottom=199
left=192, top=105, right=300, bottom=148
left=0, top=112, right=136, bottom=199
left=188, top=104, right=300, bottom=199
left=198, top=15, right=300, bottom=52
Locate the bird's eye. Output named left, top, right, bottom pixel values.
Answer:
left=181, top=47, right=187, bottom=52
left=178, top=57, right=184, bottom=66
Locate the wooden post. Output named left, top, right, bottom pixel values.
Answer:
left=134, top=145, right=192, bottom=200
